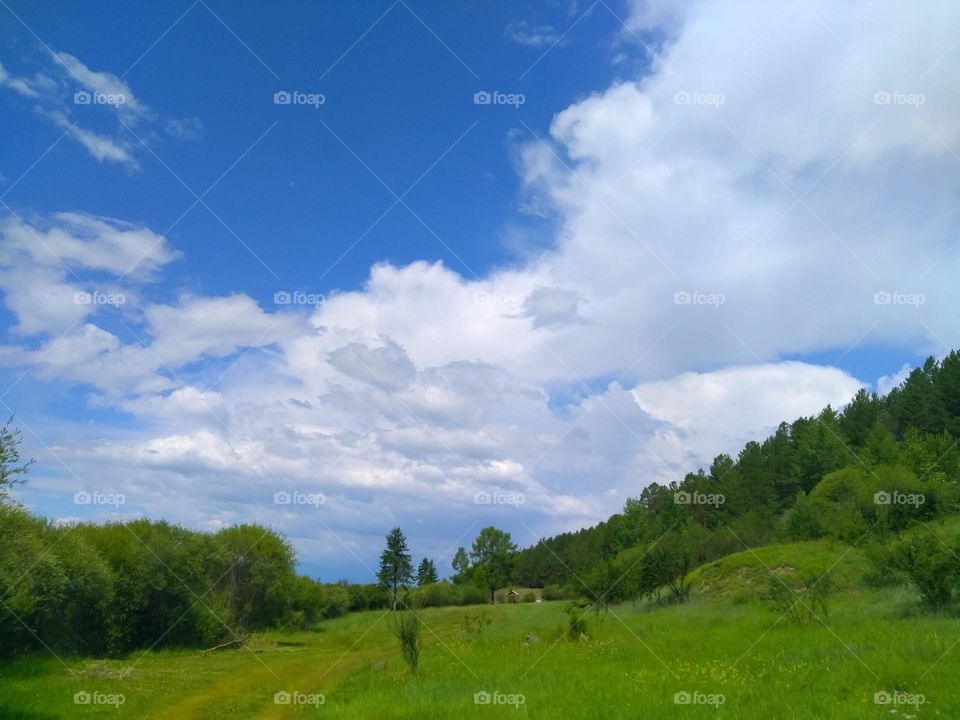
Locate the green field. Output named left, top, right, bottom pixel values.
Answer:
left=2, top=541, right=956, bottom=719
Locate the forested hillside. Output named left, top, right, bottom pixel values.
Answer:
left=508, top=352, right=960, bottom=600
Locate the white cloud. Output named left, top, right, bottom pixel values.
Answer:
left=46, top=110, right=140, bottom=170
left=165, top=116, right=203, bottom=140
left=53, top=51, right=153, bottom=122
left=1, top=48, right=191, bottom=169
left=504, top=20, right=565, bottom=48
left=876, top=362, right=912, bottom=396
left=145, top=294, right=307, bottom=367
left=633, top=362, right=864, bottom=470
left=0, top=61, right=41, bottom=97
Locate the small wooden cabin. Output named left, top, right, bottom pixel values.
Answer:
left=506, top=589, right=521, bottom=603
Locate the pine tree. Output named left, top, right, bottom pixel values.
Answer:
left=378, top=527, right=413, bottom=610
left=416, top=558, right=438, bottom=586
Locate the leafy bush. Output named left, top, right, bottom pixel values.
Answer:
left=882, top=532, right=960, bottom=609
left=455, top=584, right=488, bottom=606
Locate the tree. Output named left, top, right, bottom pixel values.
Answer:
left=378, top=527, right=413, bottom=610
left=0, top=418, right=32, bottom=500
left=470, top=527, right=517, bottom=604
left=451, top=546, right=470, bottom=583
left=416, top=558, right=438, bottom=586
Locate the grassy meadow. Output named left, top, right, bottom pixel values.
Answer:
left=2, top=541, right=956, bottom=719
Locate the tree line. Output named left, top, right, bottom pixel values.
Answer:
left=507, top=352, right=960, bottom=606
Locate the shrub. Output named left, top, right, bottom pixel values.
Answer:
left=521, top=591, right=536, bottom=603
left=541, top=584, right=566, bottom=601
left=883, top=532, right=960, bottom=609
left=459, top=612, right=492, bottom=637
left=763, top=571, right=833, bottom=624
left=782, top=492, right=824, bottom=541
left=321, top=585, right=351, bottom=619
left=558, top=600, right=590, bottom=641
left=389, top=609, right=422, bottom=674
left=456, top=584, right=488, bottom=606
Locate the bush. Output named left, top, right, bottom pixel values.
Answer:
left=389, top=609, right=422, bottom=674
left=415, top=581, right=457, bottom=607
left=321, top=585, right=351, bottom=619
left=541, top=584, right=566, bottom=601
left=883, top=532, right=960, bottom=609
left=558, top=600, right=590, bottom=641
left=521, top=591, right=536, bottom=603
left=456, top=584, right=488, bottom=606
left=762, top=571, right=833, bottom=624
left=0, top=504, right=306, bottom=658
left=782, top=492, right=824, bottom=541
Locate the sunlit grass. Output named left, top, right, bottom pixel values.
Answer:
left=3, top=543, right=960, bottom=718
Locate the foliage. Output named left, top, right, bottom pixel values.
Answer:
left=0, top=503, right=307, bottom=658
left=882, top=531, right=960, bottom=609
left=0, top=418, right=32, bottom=500
left=762, top=571, right=833, bottom=624
left=416, top=557, right=439, bottom=586
left=470, top=527, right=517, bottom=604
left=378, top=527, right=413, bottom=610
left=388, top=608, right=422, bottom=675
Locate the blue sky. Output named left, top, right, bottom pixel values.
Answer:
left=1, top=0, right=956, bottom=581
left=1, top=0, right=635, bottom=296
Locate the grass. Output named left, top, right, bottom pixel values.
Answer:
left=3, top=543, right=960, bottom=717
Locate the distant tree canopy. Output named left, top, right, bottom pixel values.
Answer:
left=510, top=352, right=960, bottom=595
